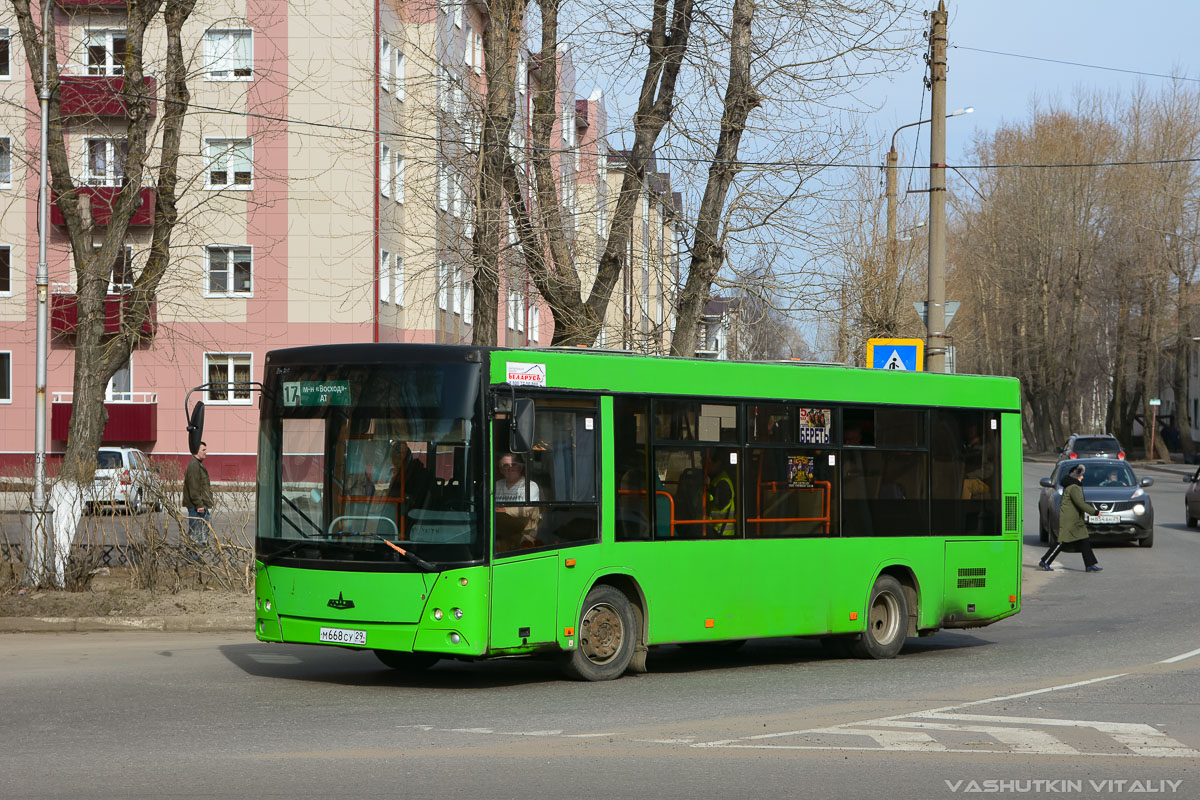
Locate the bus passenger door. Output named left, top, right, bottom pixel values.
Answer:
left=490, top=555, right=559, bottom=650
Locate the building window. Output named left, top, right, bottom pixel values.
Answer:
left=203, top=29, right=252, bottom=80
left=437, top=261, right=449, bottom=311
left=0, top=245, right=9, bottom=295
left=85, top=29, right=126, bottom=76
left=380, top=143, right=391, bottom=198
left=531, top=304, right=540, bottom=341
left=0, top=137, right=10, bottom=187
left=93, top=243, right=133, bottom=292
left=437, top=160, right=449, bottom=212
left=463, top=270, right=473, bottom=325
left=395, top=48, right=406, bottom=101
left=394, top=153, right=405, bottom=204
left=394, top=253, right=405, bottom=307
left=205, top=139, right=252, bottom=189
left=0, top=28, right=10, bottom=79
left=0, top=351, right=10, bottom=402
left=206, top=246, right=252, bottom=295
left=205, top=353, right=252, bottom=404
left=380, top=248, right=391, bottom=304
left=84, top=138, right=127, bottom=187
left=106, top=357, right=132, bottom=402
left=380, top=37, right=392, bottom=94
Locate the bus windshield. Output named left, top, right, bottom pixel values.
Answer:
left=256, top=361, right=483, bottom=567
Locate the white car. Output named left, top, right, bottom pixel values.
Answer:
left=86, top=447, right=164, bottom=514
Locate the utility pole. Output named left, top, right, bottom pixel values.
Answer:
left=926, top=0, right=948, bottom=373
left=884, top=146, right=898, bottom=336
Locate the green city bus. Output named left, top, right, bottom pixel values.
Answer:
left=252, top=343, right=1022, bottom=680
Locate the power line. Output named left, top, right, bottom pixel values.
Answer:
left=952, top=44, right=1200, bottom=85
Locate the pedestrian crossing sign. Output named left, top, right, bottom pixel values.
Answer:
left=866, top=338, right=924, bottom=372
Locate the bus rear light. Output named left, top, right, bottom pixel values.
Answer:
left=1009, top=595, right=1016, bottom=602
left=849, top=612, right=858, bottom=620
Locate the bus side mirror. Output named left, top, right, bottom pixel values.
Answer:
left=187, top=401, right=205, bottom=455
left=511, top=398, right=535, bottom=453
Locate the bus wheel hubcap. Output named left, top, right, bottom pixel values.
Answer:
left=869, top=592, right=900, bottom=644
left=580, top=603, right=622, bottom=663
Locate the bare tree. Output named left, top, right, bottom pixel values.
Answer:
left=12, top=0, right=196, bottom=585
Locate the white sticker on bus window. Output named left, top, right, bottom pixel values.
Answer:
left=828, top=454, right=836, bottom=466
left=730, top=453, right=738, bottom=465
left=991, top=419, right=998, bottom=430
left=585, top=418, right=593, bottom=430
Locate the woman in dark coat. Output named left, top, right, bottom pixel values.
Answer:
left=1039, top=463, right=1103, bottom=572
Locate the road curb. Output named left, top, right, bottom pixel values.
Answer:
left=0, top=615, right=253, bottom=633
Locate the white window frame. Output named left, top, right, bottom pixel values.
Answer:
left=0, top=137, right=10, bottom=188
left=395, top=48, right=406, bottom=102
left=463, top=269, right=473, bottom=325
left=531, top=304, right=540, bottom=342
left=0, top=244, right=10, bottom=297
left=380, top=143, right=391, bottom=198
left=452, top=262, right=463, bottom=314
left=0, top=350, right=10, bottom=403
left=394, top=153, right=405, bottom=204
left=106, top=356, right=132, bottom=402
left=453, top=2, right=463, bottom=29
left=380, top=37, right=392, bottom=94
left=380, top=248, right=391, bottom=304
left=204, top=352, right=253, bottom=404
left=203, top=28, right=253, bottom=81
left=205, top=245, right=253, bottom=297
left=0, top=28, right=10, bottom=80
left=507, top=287, right=517, bottom=331
left=84, top=28, right=126, bottom=76
left=205, top=138, right=253, bottom=190
left=437, top=261, right=449, bottom=311
left=437, top=160, right=449, bottom=212
left=83, top=137, right=127, bottom=187
left=92, top=243, right=133, bottom=293
left=394, top=252, right=405, bottom=307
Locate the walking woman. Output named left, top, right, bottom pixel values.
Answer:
left=1039, top=463, right=1103, bottom=572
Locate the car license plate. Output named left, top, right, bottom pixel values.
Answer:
left=1087, top=514, right=1120, bottom=524
left=319, top=627, right=367, bottom=645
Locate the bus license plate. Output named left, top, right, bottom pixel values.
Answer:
left=1088, top=514, right=1120, bottom=524
left=319, top=627, right=367, bottom=645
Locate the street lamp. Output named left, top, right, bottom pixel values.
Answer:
left=885, top=107, right=973, bottom=298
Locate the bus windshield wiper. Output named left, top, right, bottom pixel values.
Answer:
left=369, top=534, right=438, bottom=572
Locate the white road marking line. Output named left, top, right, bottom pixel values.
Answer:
left=867, top=719, right=1079, bottom=755
left=496, top=730, right=563, bottom=736
left=1161, top=647, right=1200, bottom=664
left=805, top=726, right=947, bottom=751
left=633, top=738, right=696, bottom=744
left=562, top=733, right=616, bottom=738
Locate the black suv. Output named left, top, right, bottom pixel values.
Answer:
left=1058, top=434, right=1124, bottom=460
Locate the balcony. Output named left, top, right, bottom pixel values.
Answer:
left=51, top=392, right=158, bottom=443
left=50, top=286, right=156, bottom=338
left=59, top=76, right=157, bottom=118
left=55, top=0, right=127, bottom=7
left=51, top=186, right=156, bottom=227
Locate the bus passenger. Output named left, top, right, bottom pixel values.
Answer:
left=495, top=453, right=541, bottom=551
left=706, top=458, right=736, bottom=537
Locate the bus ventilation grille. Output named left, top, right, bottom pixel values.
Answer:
left=957, top=567, right=986, bottom=589
left=1004, top=494, right=1019, bottom=532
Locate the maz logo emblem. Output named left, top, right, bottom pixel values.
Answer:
left=327, top=592, right=355, bottom=610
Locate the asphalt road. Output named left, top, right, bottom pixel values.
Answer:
left=2, top=461, right=1199, bottom=799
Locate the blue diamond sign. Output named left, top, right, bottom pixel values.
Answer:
left=867, top=338, right=924, bottom=371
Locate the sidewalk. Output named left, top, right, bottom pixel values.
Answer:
left=0, top=613, right=253, bottom=633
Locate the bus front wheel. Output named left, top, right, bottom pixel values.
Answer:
left=374, top=649, right=439, bottom=671
left=562, top=585, right=636, bottom=681
left=852, top=575, right=908, bottom=659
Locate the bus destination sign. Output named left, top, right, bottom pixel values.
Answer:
left=282, top=381, right=352, bottom=407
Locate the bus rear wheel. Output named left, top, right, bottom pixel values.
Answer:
left=562, top=585, right=636, bottom=681
left=852, top=575, right=908, bottom=659
left=374, top=649, right=439, bottom=671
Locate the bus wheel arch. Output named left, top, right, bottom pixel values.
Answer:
left=878, top=565, right=920, bottom=638
left=562, top=576, right=646, bottom=680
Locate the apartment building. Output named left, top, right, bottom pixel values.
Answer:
left=0, top=1, right=677, bottom=478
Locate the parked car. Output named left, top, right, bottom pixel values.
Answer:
left=85, top=447, right=164, bottom=514
left=1057, top=433, right=1125, bottom=460
left=1037, top=458, right=1154, bottom=547
left=1183, top=467, right=1200, bottom=528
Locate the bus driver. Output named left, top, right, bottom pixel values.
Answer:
left=495, top=453, right=541, bottom=551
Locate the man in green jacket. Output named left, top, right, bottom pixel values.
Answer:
left=1039, top=463, right=1102, bottom=572
left=182, top=441, right=214, bottom=553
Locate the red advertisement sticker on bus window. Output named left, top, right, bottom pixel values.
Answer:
left=506, top=362, right=547, bottom=387
left=798, top=407, right=831, bottom=444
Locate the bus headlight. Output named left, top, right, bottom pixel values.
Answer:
left=452, top=608, right=464, bottom=620
left=433, top=608, right=444, bottom=621
left=1133, top=503, right=1146, bottom=516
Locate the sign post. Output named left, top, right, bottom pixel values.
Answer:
left=866, top=338, right=925, bottom=371
left=1149, top=398, right=1162, bottom=460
